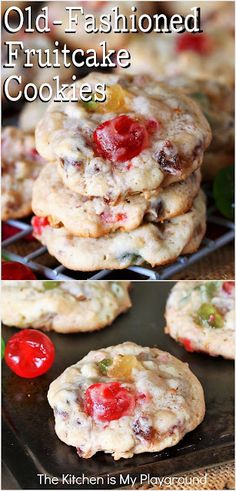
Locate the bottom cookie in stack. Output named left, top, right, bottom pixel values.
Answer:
left=32, top=186, right=206, bottom=271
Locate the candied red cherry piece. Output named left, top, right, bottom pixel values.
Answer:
left=84, top=382, right=135, bottom=422
left=5, top=329, right=55, bottom=378
left=2, top=261, right=36, bottom=280
left=146, top=119, right=160, bottom=134
left=32, top=216, right=49, bottom=236
left=176, top=32, right=211, bottom=54
left=93, top=115, right=150, bottom=163
left=222, top=281, right=235, bottom=294
left=178, top=337, right=195, bottom=352
left=29, top=148, right=41, bottom=160
left=100, top=211, right=127, bottom=224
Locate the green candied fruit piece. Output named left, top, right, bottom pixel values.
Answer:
left=198, top=281, right=220, bottom=299
left=195, top=303, right=223, bottom=328
left=43, top=281, right=59, bottom=290
left=190, top=91, right=209, bottom=108
left=1, top=338, right=5, bottom=359
left=97, top=358, right=113, bottom=375
left=119, top=253, right=143, bottom=265
left=83, top=95, right=97, bottom=112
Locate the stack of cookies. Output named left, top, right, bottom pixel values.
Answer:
left=32, top=73, right=211, bottom=272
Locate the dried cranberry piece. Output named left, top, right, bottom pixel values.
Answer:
left=84, top=382, right=135, bottom=422
left=93, top=115, right=150, bottom=163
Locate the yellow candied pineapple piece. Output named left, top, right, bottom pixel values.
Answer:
left=97, top=84, right=131, bottom=114
left=107, top=355, right=142, bottom=378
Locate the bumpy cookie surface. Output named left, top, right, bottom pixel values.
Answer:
left=165, top=281, right=235, bottom=359
left=1, top=127, right=45, bottom=220
left=32, top=162, right=201, bottom=237
left=126, top=24, right=234, bottom=88
left=2, top=280, right=131, bottom=333
left=162, top=77, right=234, bottom=179
left=33, top=190, right=206, bottom=271
left=48, top=341, right=205, bottom=459
left=35, top=73, right=211, bottom=201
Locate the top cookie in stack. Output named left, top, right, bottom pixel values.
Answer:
left=32, top=73, right=211, bottom=272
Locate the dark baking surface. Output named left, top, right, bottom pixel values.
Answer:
left=2, top=282, right=234, bottom=490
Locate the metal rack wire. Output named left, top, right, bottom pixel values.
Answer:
left=2, top=204, right=234, bottom=280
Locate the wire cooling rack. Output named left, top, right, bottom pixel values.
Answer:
left=2, top=203, right=234, bottom=280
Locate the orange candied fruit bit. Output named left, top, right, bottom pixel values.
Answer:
left=107, top=354, right=142, bottom=378
left=97, top=84, right=131, bottom=114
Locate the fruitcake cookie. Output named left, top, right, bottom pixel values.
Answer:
left=162, top=77, right=234, bottom=179
left=32, top=162, right=201, bottom=238
left=35, top=73, right=211, bottom=201
left=1, top=127, right=45, bottom=221
left=165, top=281, right=235, bottom=359
left=32, top=190, right=206, bottom=271
left=126, top=25, right=234, bottom=87
left=48, top=341, right=205, bottom=460
left=2, top=280, right=131, bottom=334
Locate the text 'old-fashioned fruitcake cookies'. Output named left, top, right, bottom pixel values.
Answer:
left=35, top=73, right=211, bottom=202
left=1, top=127, right=45, bottom=221
left=48, top=342, right=205, bottom=460
left=32, top=190, right=206, bottom=271
left=32, top=162, right=201, bottom=238
left=165, top=281, right=235, bottom=359
left=45, top=1, right=153, bottom=54
left=2, top=30, right=73, bottom=101
left=2, top=281, right=131, bottom=333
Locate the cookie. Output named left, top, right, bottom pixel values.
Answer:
left=48, top=341, right=205, bottom=460
left=1, top=127, right=45, bottom=221
left=32, top=162, right=201, bottom=237
left=2, top=280, right=131, bottom=334
left=126, top=24, right=234, bottom=88
left=165, top=281, right=235, bottom=359
left=35, top=73, right=210, bottom=201
left=162, top=77, right=234, bottom=179
left=32, top=190, right=206, bottom=271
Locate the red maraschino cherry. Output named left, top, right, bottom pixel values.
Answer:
left=5, top=329, right=55, bottom=378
